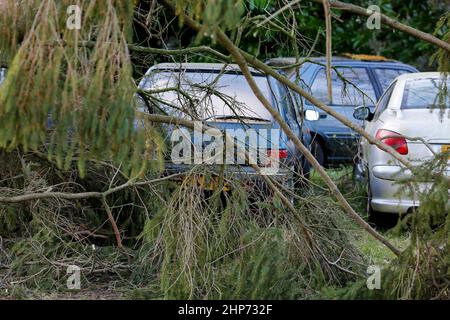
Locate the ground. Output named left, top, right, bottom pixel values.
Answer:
left=0, top=165, right=411, bottom=300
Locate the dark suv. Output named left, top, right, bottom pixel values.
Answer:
left=267, top=56, right=418, bottom=166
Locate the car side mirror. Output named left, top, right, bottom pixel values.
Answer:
left=353, top=106, right=373, bottom=121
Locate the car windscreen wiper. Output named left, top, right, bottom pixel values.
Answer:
left=207, top=115, right=271, bottom=123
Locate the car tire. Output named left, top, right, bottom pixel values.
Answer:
left=311, top=140, right=325, bottom=167
left=367, top=180, right=397, bottom=229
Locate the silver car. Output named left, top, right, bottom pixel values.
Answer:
left=353, top=72, right=450, bottom=219
left=137, top=63, right=310, bottom=189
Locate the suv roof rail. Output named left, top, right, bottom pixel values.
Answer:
left=341, top=53, right=393, bottom=61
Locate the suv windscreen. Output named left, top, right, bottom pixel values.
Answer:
left=401, top=78, right=450, bottom=109
left=375, top=68, right=412, bottom=91
left=141, top=69, right=274, bottom=121
left=307, top=67, right=376, bottom=106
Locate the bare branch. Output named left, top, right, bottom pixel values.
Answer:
left=312, top=0, right=450, bottom=53
left=323, top=0, right=333, bottom=102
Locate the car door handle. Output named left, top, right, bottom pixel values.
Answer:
left=319, top=113, right=327, bottom=119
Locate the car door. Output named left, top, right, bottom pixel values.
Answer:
left=306, top=66, right=377, bottom=160
left=268, top=76, right=302, bottom=166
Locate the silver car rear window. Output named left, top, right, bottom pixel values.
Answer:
left=141, top=69, right=274, bottom=121
left=401, top=78, right=450, bottom=109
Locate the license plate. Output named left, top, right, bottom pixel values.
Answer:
left=442, top=145, right=450, bottom=158
left=179, top=175, right=230, bottom=191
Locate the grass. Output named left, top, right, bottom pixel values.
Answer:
left=309, top=165, right=411, bottom=267
left=353, top=230, right=410, bottom=267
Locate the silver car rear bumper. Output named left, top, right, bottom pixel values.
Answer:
left=370, top=165, right=450, bottom=214
left=165, top=163, right=294, bottom=181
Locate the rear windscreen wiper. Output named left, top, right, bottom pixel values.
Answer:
left=208, top=115, right=271, bottom=122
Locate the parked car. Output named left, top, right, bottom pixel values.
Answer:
left=137, top=63, right=311, bottom=190
left=267, top=56, right=418, bottom=167
left=353, top=72, right=450, bottom=220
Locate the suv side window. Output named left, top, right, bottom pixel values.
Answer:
left=373, top=81, right=396, bottom=120
left=307, top=67, right=377, bottom=106
left=374, top=68, right=411, bottom=91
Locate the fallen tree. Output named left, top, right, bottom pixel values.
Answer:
left=0, top=0, right=448, bottom=299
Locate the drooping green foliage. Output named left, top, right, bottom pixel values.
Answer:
left=376, top=156, right=449, bottom=299
left=135, top=168, right=364, bottom=299
left=173, top=0, right=245, bottom=33
left=433, top=12, right=450, bottom=72
left=163, top=0, right=447, bottom=71
left=0, top=149, right=162, bottom=293
left=0, top=0, right=161, bottom=177
left=325, top=155, right=450, bottom=300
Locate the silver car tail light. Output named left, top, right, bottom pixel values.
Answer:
left=375, top=129, right=409, bottom=155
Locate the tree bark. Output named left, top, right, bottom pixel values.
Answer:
left=323, top=0, right=333, bottom=102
